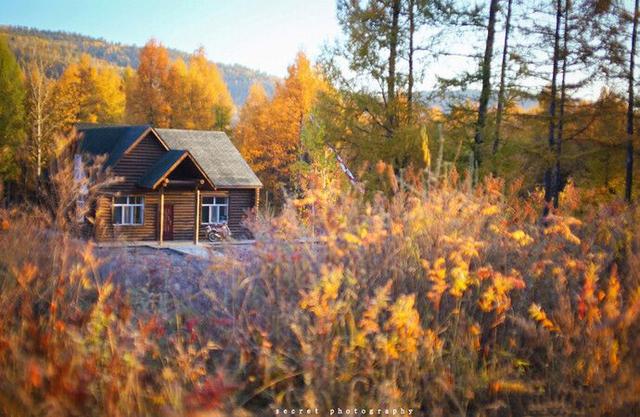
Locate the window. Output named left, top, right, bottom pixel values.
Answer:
left=113, top=196, right=144, bottom=225
left=202, top=196, right=229, bottom=224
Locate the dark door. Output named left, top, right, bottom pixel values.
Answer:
left=163, top=204, right=174, bottom=240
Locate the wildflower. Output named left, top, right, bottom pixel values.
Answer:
left=604, top=265, right=621, bottom=320
left=510, top=230, right=533, bottom=246
left=450, top=266, right=470, bottom=298
left=482, top=205, right=500, bottom=216
left=387, top=294, right=422, bottom=355
left=529, top=304, right=560, bottom=332
left=425, top=258, right=448, bottom=309
left=360, top=280, right=392, bottom=335
left=162, top=367, right=176, bottom=382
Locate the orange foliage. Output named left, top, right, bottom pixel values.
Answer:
left=235, top=52, right=329, bottom=206
left=126, top=39, right=171, bottom=127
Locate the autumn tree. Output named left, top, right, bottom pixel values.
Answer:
left=166, top=58, right=191, bottom=128
left=185, top=48, right=234, bottom=131
left=0, top=36, right=26, bottom=192
left=492, top=0, right=513, bottom=157
left=234, top=82, right=268, bottom=154
left=55, top=54, right=125, bottom=127
left=126, top=39, right=171, bottom=127
left=23, top=58, right=58, bottom=181
left=472, top=0, right=499, bottom=177
left=506, top=0, right=613, bottom=209
left=128, top=43, right=234, bottom=130
left=235, top=53, right=327, bottom=207
left=625, top=0, right=639, bottom=201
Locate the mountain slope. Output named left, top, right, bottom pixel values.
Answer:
left=0, top=25, right=278, bottom=107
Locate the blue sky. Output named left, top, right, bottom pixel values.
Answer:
left=0, top=0, right=342, bottom=76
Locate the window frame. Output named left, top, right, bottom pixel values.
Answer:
left=113, top=195, right=145, bottom=226
left=201, top=195, right=229, bottom=225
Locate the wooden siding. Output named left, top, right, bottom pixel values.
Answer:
left=90, top=130, right=259, bottom=242
left=95, top=191, right=196, bottom=242
left=199, top=188, right=256, bottom=240
left=228, top=188, right=256, bottom=237
left=109, top=132, right=166, bottom=193
left=95, top=193, right=159, bottom=241
left=95, top=187, right=258, bottom=242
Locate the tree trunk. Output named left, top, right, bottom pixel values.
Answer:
left=435, top=123, right=444, bottom=181
left=553, top=0, right=569, bottom=208
left=36, top=88, right=42, bottom=180
left=492, top=0, right=513, bottom=156
left=544, top=0, right=563, bottom=215
left=387, top=0, right=401, bottom=132
left=407, top=0, right=415, bottom=123
left=473, top=0, right=500, bottom=177
left=626, top=0, right=639, bottom=202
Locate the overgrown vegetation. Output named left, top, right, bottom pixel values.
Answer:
left=2, top=170, right=640, bottom=416
left=3, top=1, right=640, bottom=415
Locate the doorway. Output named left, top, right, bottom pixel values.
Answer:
left=163, top=203, right=174, bottom=240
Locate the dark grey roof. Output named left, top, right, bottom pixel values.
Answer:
left=78, top=125, right=151, bottom=167
left=137, top=150, right=187, bottom=189
left=155, top=128, right=262, bottom=188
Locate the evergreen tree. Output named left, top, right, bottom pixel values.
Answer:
left=0, top=36, right=26, bottom=185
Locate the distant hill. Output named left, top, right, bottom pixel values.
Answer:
left=0, top=25, right=278, bottom=107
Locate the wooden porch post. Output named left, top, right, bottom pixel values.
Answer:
left=159, top=184, right=165, bottom=246
left=194, top=187, right=200, bottom=245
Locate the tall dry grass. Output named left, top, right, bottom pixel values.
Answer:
left=0, top=140, right=235, bottom=417
left=197, top=170, right=640, bottom=416
left=2, top=158, right=640, bottom=416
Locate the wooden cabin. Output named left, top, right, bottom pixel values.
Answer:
left=77, top=125, right=262, bottom=243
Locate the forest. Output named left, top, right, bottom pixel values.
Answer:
left=0, top=25, right=278, bottom=106
left=1, top=0, right=640, bottom=416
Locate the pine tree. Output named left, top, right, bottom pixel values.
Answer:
left=0, top=36, right=26, bottom=185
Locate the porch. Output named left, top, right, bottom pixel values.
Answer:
left=96, top=239, right=256, bottom=258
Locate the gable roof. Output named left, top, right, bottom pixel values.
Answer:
left=78, top=125, right=157, bottom=167
left=77, top=125, right=262, bottom=189
left=155, top=128, right=262, bottom=188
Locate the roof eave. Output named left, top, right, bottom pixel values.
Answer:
left=214, top=183, right=263, bottom=189
left=146, top=150, right=216, bottom=190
